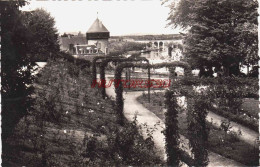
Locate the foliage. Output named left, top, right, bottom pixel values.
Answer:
left=91, top=56, right=117, bottom=83
left=51, top=52, right=91, bottom=70
left=138, top=91, right=259, bottom=166
left=211, top=103, right=258, bottom=132
left=220, top=120, right=232, bottom=134
left=175, top=76, right=258, bottom=131
left=3, top=57, right=163, bottom=166
left=165, top=0, right=258, bottom=76
left=176, top=76, right=258, bottom=131
left=111, top=34, right=183, bottom=41
left=1, top=0, right=36, bottom=143
left=114, top=61, right=191, bottom=125
left=184, top=92, right=210, bottom=166
left=109, top=116, right=162, bottom=166
left=248, top=65, right=259, bottom=77
left=109, top=41, right=146, bottom=56
left=22, top=8, right=60, bottom=61
left=99, top=57, right=149, bottom=98
left=176, top=76, right=258, bottom=98
left=67, top=63, right=80, bottom=77
left=164, top=90, right=181, bottom=166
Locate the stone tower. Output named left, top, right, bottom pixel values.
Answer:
left=86, top=18, right=110, bottom=55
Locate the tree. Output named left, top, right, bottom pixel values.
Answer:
left=1, top=1, right=35, bottom=142
left=22, top=8, right=60, bottom=61
left=61, top=33, right=68, bottom=37
left=165, top=0, right=258, bottom=76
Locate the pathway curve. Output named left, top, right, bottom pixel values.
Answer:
left=176, top=95, right=258, bottom=146
left=105, top=86, right=244, bottom=166
left=207, top=111, right=258, bottom=146
left=103, top=73, right=258, bottom=146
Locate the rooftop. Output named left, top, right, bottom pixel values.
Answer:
left=87, top=18, right=109, bottom=33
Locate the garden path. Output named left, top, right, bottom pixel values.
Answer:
left=105, top=86, right=243, bottom=166
left=177, top=96, right=258, bottom=146
left=207, top=111, right=258, bottom=146
left=103, top=74, right=258, bottom=146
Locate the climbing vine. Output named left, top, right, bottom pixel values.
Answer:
left=166, top=75, right=258, bottom=166
left=164, top=89, right=181, bottom=166
left=186, top=91, right=211, bottom=167
left=92, top=56, right=120, bottom=82
left=114, top=61, right=191, bottom=125
left=175, top=76, right=259, bottom=131
left=92, top=56, right=107, bottom=82
left=99, top=57, right=149, bottom=99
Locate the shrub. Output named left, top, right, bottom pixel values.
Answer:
left=227, top=131, right=240, bottom=143
left=67, top=63, right=80, bottom=77
left=108, top=116, right=162, bottom=166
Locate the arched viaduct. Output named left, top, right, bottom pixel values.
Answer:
left=135, top=39, right=183, bottom=51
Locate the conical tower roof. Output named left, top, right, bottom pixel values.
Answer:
left=87, top=18, right=109, bottom=33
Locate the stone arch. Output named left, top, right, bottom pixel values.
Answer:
left=154, top=42, right=158, bottom=48
left=159, top=41, right=164, bottom=51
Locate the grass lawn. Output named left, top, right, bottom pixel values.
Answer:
left=3, top=59, right=162, bottom=166
left=137, top=92, right=259, bottom=166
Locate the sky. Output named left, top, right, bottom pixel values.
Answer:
left=21, top=0, right=183, bottom=36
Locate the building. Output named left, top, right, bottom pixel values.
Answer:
left=59, top=18, right=110, bottom=56
left=86, top=18, right=110, bottom=55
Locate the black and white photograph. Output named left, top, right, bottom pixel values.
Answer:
left=1, top=0, right=259, bottom=166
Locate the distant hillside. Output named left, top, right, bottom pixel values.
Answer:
left=110, top=34, right=185, bottom=41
